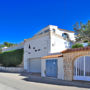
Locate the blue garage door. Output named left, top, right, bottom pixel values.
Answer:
left=46, top=59, right=57, bottom=78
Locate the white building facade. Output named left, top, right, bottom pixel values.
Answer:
left=24, top=25, right=75, bottom=79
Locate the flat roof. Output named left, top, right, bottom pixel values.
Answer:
left=59, top=28, right=74, bottom=33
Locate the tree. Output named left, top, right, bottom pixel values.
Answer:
left=0, top=44, right=5, bottom=49
left=73, top=21, right=90, bottom=42
left=0, top=42, right=17, bottom=49
left=4, top=42, right=16, bottom=47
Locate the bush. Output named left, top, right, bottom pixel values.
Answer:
left=0, top=49, right=2, bottom=54
left=0, top=49, right=23, bottom=67
left=0, top=53, right=3, bottom=64
left=88, top=42, right=90, bottom=46
left=72, top=43, right=83, bottom=48
left=83, top=40, right=88, bottom=43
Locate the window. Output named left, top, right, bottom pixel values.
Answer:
left=44, top=47, right=47, bottom=49
left=33, top=47, right=35, bottom=49
left=62, top=33, right=69, bottom=39
left=28, top=52, right=31, bottom=54
left=44, top=29, right=49, bottom=33
left=52, top=41, right=55, bottom=46
left=29, top=44, right=31, bottom=49
left=85, top=56, right=90, bottom=76
left=74, top=56, right=90, bottom=76
left=52, top=29, right=55, bottom=33
left=38, top=49, right=40, bottom=51
left=52, top=43, right=55, bottom=46
left=39, top=32, right=43, bottom=35
left=35, top=50, right=37, bottom=52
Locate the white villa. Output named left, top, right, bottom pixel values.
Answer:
left=24, top=25, right=75, bottom=80
left=2, top=25, right=90, bottom=81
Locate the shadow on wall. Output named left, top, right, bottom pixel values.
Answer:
left=19, top=72, right=90, bottom=89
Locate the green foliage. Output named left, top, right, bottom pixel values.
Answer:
left=83, top=40, right=88, bottom=43
left=0, top=53, right=3, bottom=64
left=0, top=49, right=2, bottom=54
left=73, top=21, right=90, bottom=42
left=0, top=44, right=5, bottom=49
left=0, top=49, right=23, bottom=67
left=88, top=42, right=90, bottom=46
left=72, top=43, right=83, bottom=48
left=0, top=42, right=17, bottom=49
left=4, top=42, right=16, bottom=47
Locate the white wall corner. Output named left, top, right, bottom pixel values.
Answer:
left=48, top=25, right=58, bottom=31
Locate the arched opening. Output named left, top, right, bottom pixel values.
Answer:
left=62, top=33, right=69, bottom=40
left=73, top=56, right=90, bottom=81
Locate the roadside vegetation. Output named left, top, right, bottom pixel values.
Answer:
left=0, top=42, right=17, bottom=54
left=73, top=20, right=90, bottom=43
left=72, top=20, right=90, bottom=48
left=72, top=43, right=83, bottom=48
left=0, top=49, right=23, bottom=67
left=0, top=42, right=17, bottom=49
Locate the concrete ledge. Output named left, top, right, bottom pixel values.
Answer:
left=0, top=66, right=24, bottom=73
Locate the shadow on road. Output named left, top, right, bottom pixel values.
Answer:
left=20, top=72, right=90, bottom=89
left=0, top=71, right=90, bottom=89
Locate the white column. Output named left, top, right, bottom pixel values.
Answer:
left=84, top=56, right=85, bottom=76
left=76, top=60, right=77, bottom=76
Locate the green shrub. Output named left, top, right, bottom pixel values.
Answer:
left=72, top=43, right=83, bottom=48
left=0, top=49, right=2, bottom=54
left=88, top=42, right=90, bottom=46
left=0, top=53, right=3, bottom=64
left=0, top=49, right=23, bottom=67
left=83, top=40, right=88, bottom=43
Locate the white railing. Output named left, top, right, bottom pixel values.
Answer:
left=0, top=66, right=24, bottom=72
left=2, top=43, right=24, bottom=52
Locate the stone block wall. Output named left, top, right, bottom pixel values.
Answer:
left=63, top=50, right=90, bottom=81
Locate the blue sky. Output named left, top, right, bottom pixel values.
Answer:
left=0, top=0, right=90, bottom=43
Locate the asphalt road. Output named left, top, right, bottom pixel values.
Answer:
left=0, top=72, right=89, bottom=90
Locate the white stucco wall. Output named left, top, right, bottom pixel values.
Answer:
left=24, top=25, right=75, bottom=58
left=24, top=33, right=50, bottom=70
left=41, top=59, right=46, bottom=77
left=24, top=53, right=28, bottom=70
left=35, top=25, right=58, bottom=36
left=24, top=25, right=75, bottom=72
left=55, top=28, right=75, bottom=41
left=57, top=57, right=64, bottom=80
left=41, top=57, right=64, bottom=80
left=50, top=34, right=71, bottom=53
left=24, top=35, right=50, bottom=58
left=49, top=26, right=75, bottom=53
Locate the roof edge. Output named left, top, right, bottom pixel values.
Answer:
left=61, top=46, right=90, bottom=53
left=41, top=54, right=63, bottom=59
left=59, top=28, right=74, bottom=33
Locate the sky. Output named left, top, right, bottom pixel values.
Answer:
left=0, top=0, right=90, bottom=44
